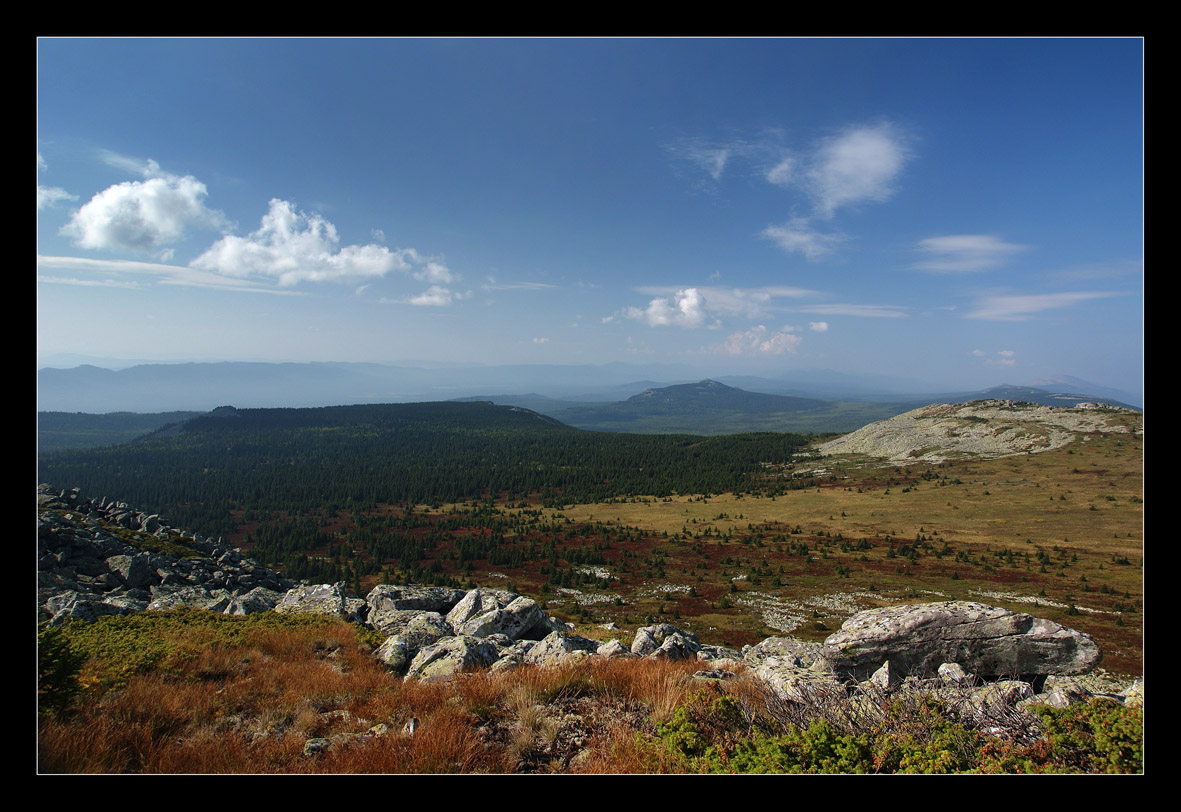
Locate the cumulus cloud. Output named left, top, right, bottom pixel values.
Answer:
left=912, top=235, right=1028, bottom=272
left=191, top=198, right=433, bottom=287
left=61, top=160, right=229, bottom=252
left=965, top=291, right=1122, bottom=321
left=625, top=287, right=710, bottom=328
left=761, top=218, right=847, bottom=261
left=623, top=285, right=816, bottom=329
left=807, top=123, right=910, bottom=218
left=717, top=325, right=802, bottom=356
left=809, top=321, right=829, bottom=332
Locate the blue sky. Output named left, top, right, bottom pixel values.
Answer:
left=37, top=38, right=1143, bottom=395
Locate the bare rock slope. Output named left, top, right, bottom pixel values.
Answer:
left=816, top=399, right=1140, bottom=464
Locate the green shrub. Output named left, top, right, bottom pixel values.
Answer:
left=38, top=623, right=87, bottom=717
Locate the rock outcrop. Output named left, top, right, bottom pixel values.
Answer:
left=816, top=400, right=1141, bottom=464
left=38, top=485, right=1133, bottom=712
left=38, top=485, right=297, bottom=625
left=822, top=601, right=1102, bottom=681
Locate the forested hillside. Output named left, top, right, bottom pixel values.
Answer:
left=38, top=401, right=819, bottom=542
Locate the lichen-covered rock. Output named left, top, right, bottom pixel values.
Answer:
left=596, top=639, right=634, bottom=659
left=741, top=636, right=832, bottom=668
left=630, top=623, right=700, bottom=659
left=452, top=594, right=545, bottom=640
left=522, top=631, right=600, bottom=666
left=366, top=584, right=465, bottom=615
left=274, top=582, right=366, bottom=622
left=752, top=657, right=844, bottom=703
left=404, top=635, right=501, bottom=680
left=824, top=601, right=1101, bottom=680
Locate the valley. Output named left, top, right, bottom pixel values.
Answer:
left=38, top=399, right=1144, bottom=675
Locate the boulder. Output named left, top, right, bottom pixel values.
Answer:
left=742, top=636, right=832, bottom=668
left=823, top=601, right=1101, bottom=680
left=452, top=595, right=546, bottom=640
left=366, top=584, right=465, bottom=615
left=522, top=631, right=600, bottom=666
left=630, top=623, right=700, bottom=659
left=274, top=583, right=366, bottom=622
left=404, top=635, right=501, bottom=681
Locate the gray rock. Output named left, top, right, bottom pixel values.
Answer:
left=274, top=582, right=365, bottom=621
left=742, top=636, right=832, bottom=668
left=522, top=631, right=600, bottom=666
left=824, top=601, right=1101, bottom=680
left=405, top=635, right=501, bottom=680
left=366, top=584, right=465, bottom=615
left=631, top=623, right=699, bottom=658
left=452, top=595, right=545, bottom=640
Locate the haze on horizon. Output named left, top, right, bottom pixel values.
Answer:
left=37, top=38, right=1144, bottom=399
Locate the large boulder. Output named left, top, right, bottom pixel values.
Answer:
left=366, top=584, right=466, bottom=615
left=823, top=601, right=1101, bottom=680
left=404, top=635, right=502, bottom=680
left=630, top=623, right=701, bottom=660
left=274, top=583, right=367, bottom=623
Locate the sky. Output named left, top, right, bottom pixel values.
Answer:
left=37, top=38, right=1144, bottom=396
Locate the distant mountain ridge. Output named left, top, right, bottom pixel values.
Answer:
left=37, top=360, right=1139, bottom=427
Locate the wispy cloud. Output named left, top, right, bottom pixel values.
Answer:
left=760, top=218, right=847, bottom=261
left=912, top=235, right=1028, bottom=272
left=965, top=291, right=1124, bottom=321
left=482, top=280, right=559, bottom=291
left=973, top=348, right=1017, bottom=367
left=37, top=154, right=77, bottom=210
left=806, top=123, right=911, bottom=218
left=796, top=303, right=908, bottom=319
left=36, top=255, right=302, bottom=295
left=61, top=156, right=230, bottom=254
left=37, top=275, right=142, bottom=290
left=382, top=286, right=473, bottom=307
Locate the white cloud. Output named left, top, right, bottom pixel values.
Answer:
left=912, top=235, right=1028, bottom=272
left=807, top=123, right=910, bottom=218
left=37, top=275, right=141, bottom=289
left=717, top=325, right=802, bottom=356
left=405, top=285, right=457, bottom=306
left=532, top=337, right=549, bottom=344
left=38, top=185, right=77, bottom=210
left=965, top=291, right=1122, bottom=321
left=972, top=349, right=987, bottom=357
left=766, top=155, right=795, bottom=187
left=998, top=349, right=1015, bottom=357
left=192, top=198, right=419, bottom=286
left=36, top=254, right=303, bottom=295
left=62, top=162, right=229, bottom=252
left=625, top=287, right=709, bottom=328
left=414, top=261, right=455, bottom=285
left=809, top=321, right=829, bottom=332
left=761, top=218, right=847, bottom=261
left=797, top=303, right=908, bottom=319
left=623, top=284, right=818, bottom=328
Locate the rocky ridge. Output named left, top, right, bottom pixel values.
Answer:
left=37, top=485, right=1141, bottom=713
left=815, top=399, right=1141, bottom=464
